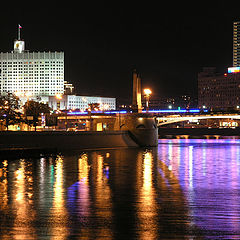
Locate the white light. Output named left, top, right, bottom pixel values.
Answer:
left=55, top=93, right=62, bottom=100
left=144, top=88, right=152, bottom=96
left=25, top=91, right=32, bottom=97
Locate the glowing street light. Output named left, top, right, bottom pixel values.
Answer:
left=55, top=93, right=63, bottom=111
left=144, top=88, right=152, bottom=112
left=55, top=93, right=63, bottom=100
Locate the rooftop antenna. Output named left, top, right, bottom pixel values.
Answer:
left=18, top=24, right=22, bottom=40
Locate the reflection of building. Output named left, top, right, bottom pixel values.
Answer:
left=198, top=67, right=240, bottom=110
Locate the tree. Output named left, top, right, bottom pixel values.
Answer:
left=0, top=93, right=22, bottom=130
left=23, top=100, right=51, bottom=131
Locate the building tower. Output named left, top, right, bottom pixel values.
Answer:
left=14, top=25, right=25, bottom=53
left=132, top=70, right=142, bottom=112
left=233, top=21, right=240, bottom=67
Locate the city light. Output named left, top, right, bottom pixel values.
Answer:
left=55, top=93, right=63, bottom=100
left=143, top=88, right=152, bottom=96
left=228, top=67, right=240, bottom=73
left=144, top=88, right=152, bottom=112
left=67, top=109, right=204, bottom=115
left=25, top=91, right=32, bottom=98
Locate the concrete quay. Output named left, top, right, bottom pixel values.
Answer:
left=0, top=115, right=159, bottom=153
left=0, top=131, right=138, bottom=151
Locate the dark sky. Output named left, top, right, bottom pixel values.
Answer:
left=1, top=1, right=240, bottom=104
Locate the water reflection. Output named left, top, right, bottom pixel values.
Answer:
left=159, top=139, right=240, bottom=238
left=12, top=159, right=36, bottom=239
left=1, top=139, right=240, bottom=238
left=51, top=155, right=68, bottom=240
left=136, top=150, right=157, bottom=240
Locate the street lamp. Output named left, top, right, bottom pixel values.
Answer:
left=144, top=88, right=152, bottom=112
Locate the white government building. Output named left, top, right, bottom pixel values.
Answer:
left=0, top=26, right=116, bottom=111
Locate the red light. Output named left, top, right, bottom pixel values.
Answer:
left=224, top=73, right=227, bottom=76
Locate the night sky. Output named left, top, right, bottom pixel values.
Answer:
left=0, top=1, right=240, bottom=104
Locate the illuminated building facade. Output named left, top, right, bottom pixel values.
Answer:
left=49, top=95, right=116, bottom=111
left=198, top=22, right=240, bottom=110
left=0, top=37, right=64, bottom=97
left=198, top=67, right=240, bottom=110
left=233, top=21, right=240, bottom=67
left=0, top=26, right=116, bottom=110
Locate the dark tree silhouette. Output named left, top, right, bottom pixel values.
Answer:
left=23, top=100, right=51, bottom=131
left=0, top=93, right=21, bottom=130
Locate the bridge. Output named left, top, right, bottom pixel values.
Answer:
left=55, top=110, right=240, bottom=138
left=156, top=114, right=240, bottom=126
left=63, top=109, right=240, bottom=129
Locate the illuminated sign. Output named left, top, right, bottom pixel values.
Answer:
left=228, top=67, right=240, bottom=73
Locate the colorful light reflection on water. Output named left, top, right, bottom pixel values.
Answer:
left=159, top=139, right=240, bottom=238
left=0, top=139, right=240, bottom=239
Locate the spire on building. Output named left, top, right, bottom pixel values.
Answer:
left=14, top=24, right=25, bottom=53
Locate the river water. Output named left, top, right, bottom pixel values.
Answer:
left=0, top=139, right=240, bottom=239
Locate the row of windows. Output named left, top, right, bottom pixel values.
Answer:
left=2, top=76, right=63, bottom=79
left=5, top=83, right=63, bottom=86
left=2, top=70, right=63, bottom=73
left=0, top=61, right=63, bottom=64
left=2, top=67, right=63, bottom=70
left=3, top=73, right=63, bottom=75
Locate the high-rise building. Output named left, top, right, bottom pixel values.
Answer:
left=0, top=51, right=64, bottom=97
left=0, top=27, right=64, bottom=98
left=198, top=67, right=240, bottom=110
left=233, top=21, right=240, bottom=67
left=198, top=22, right=240, bottom=110
left=0, top=25, right=116, bottom=110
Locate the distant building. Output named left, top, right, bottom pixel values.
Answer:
left=198, top=67, right=240, bottom=110
left=49, top=95, right=116, bottom=111
left=64, top=81, right=74, bottom=95
left=233, top=21, right=240, bottom=67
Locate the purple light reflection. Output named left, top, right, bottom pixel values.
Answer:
left=158, top=139, right=240, bottom=235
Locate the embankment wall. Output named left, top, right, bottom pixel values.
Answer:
left=0, top=131, right=138, bottom=151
